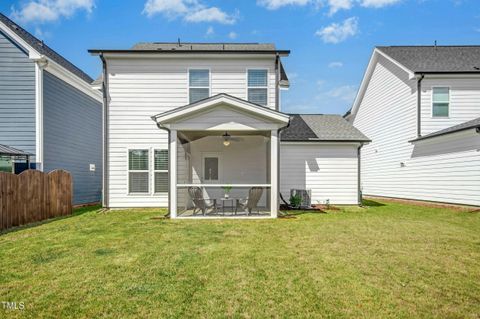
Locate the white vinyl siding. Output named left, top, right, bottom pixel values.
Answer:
left=189, top=69, right=210, bottom=103
left=128, top=149, right=149, bottom=193
left=247, top=69, right=268, bottom=106
left=352, top=54, right=480, bottom=206
left=280, top=143, right=359, bottom=205
left=432, top=87, right=449, bottom=117
left=421, top=78, right=480, bottom=136
left=106, top=57, right=275, bottom=207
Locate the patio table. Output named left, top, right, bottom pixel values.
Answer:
left=219, top=198, right=235, bottom=215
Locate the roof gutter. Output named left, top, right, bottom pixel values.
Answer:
left=100, top=53, right=109, bottom=208
left=414, top=71, right=480, bottom=75
left=416, top=73, right=424, bottom=137
left=88, top=49, right=290, bottom=56
left=409, top=124, right=480, bottom=143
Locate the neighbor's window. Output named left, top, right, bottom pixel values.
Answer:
left=204, top=157, right=219, bottom=181
left=154, top=149, right=168, bottom=193
left=248, top=69, right=268, bottom=106
left=432, top=87, right=449, bottom=117
left=128, top=149, right=149, bottom=193
left=189, top=69, right=210, bottom=103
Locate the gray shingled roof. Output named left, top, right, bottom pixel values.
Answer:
left=0, top=13, right=94, bottom=84
left=281, top=114, right=370, bottom=142
left=131, top=42, right=277, bottom=51
left=0, top=144, right=31, bottom=156
left=410, top=117, right=480, bottom=142
left=90, top=42, right=290, bottom=87
left=377, top=46, right=480, bottom=73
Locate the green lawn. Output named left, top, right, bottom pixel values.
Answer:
left=0, top=200, right=479, bottom=318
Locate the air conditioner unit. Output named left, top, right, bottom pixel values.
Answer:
left=290, top=189, right=312, bottom=208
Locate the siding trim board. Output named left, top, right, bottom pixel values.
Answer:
left=34, top=62, right=45, bottom=169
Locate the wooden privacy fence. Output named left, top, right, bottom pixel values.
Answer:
left=0, top=170, right=72, bottom=231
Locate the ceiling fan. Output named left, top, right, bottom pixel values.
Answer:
left=222, top=131, right=243, bottom=146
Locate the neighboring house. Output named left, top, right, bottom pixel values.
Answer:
left=0, top=13, right=103, bottom=205
left=347, top=46, right=480, bottom=206
left=90, top=42, right=369, bottom=218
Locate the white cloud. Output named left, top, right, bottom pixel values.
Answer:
left=228, top=31, right=237, bottom=39
left=205, top=26, right=214, bottom=37
left=184, top=7, right=236, bottom=24
left=34, top=26, right=52, bottom=38
left=11, top=0, right=94, bottom=24
left=315, top=17, right=358, bottom=44
left=257, top=0, right=311, bottom=10
left=327, top=0, right=353, bottom=15
left=257, top=0, right=399, bottom=12
left=328, top=61, right=343, bottom=68
left=360, top=0, right=401, bottom=8
left=324, top=85, right=357, bottom=101
left=143, top=0, right=237, bottom=24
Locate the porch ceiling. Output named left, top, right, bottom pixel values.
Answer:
left=179, top=130, right=270, bottom=143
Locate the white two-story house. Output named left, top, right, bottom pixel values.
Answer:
left=347, top=46, right=480, bottom=206
left=90, top=42, right=370, bottom=218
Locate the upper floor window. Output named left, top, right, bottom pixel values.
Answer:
left=189, top=69, right=210, bottom=103
left=432, top=87, right=449, bottom=117
left=248, top=69, right=268, bottom=106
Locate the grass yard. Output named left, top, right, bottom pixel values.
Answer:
left=0, top=200, right=479, bottom=318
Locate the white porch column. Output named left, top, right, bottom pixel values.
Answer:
left=270, top=129, right=279, bottom=218
left=169, top=129, right=177, bottom=218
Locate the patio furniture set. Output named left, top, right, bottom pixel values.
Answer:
left=187, top=186, right=264, bottom=216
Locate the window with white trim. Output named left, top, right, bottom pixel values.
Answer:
left=128, top=149, right=149, bottom=193
left=248, top=69, right=268, bottom=106
left=189, top=69, right=210, bottom=103
left=154, top=149, right=168, bottom=193
left=432, top=87, right=449, bottom=117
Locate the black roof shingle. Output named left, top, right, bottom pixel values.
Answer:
left=410, top=117, right=480, bottom=142
left=377, top=46, right=480, bottom=73
left=281, top=114, right=370, bottom=142
left=0, top=144, right=31, bottom=156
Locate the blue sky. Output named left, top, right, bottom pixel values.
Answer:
left=1, top=0, right=479, bottom=114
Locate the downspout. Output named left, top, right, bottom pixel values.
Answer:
left=277, top=118, right=290, bottom=213
left=417, top=74, right=424, bottom=137
left=275, top=53, right=280, bottom=111
left=357, top=143, right=364, bottom=206
left=100, top=54, right=109, bottom=208
left=153, top=121, right=171, bottom=217
left=275, top=53, right=283, bottom=215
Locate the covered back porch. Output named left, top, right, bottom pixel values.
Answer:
left=151, top=94, right=290, bottom=218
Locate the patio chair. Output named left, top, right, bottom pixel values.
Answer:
left=235, top=187, right=264, bottom=215
left=188, top=187, right=217, bottom=216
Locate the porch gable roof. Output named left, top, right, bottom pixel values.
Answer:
left=151, top=94, right=290, bottom=126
